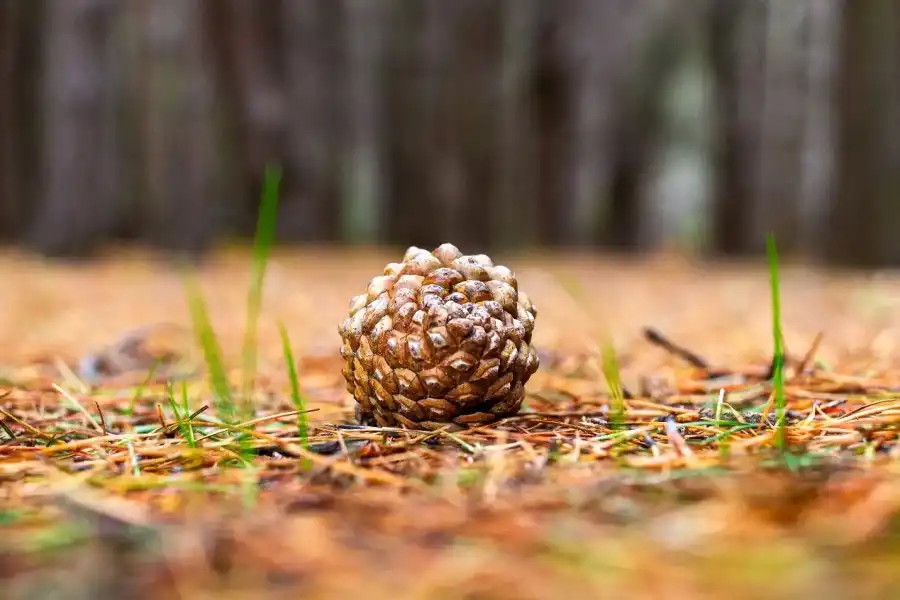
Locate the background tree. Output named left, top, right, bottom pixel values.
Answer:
left=1, top=0, right=898, bottom=267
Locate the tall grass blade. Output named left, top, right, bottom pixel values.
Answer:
left=766, top=233, right=787, bottom=452
left=166, top=381, right=196, bottom=448
left=241, top=165, right=282, bottom=416
left=546, top=269, right=625, bottom=429
left=185, top=274, right=235, bottom=424
left=601, top=340, right=626, bottom=430
left=278, top=322, right=308, bottom=447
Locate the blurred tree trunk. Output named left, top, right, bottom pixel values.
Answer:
left=707, top=0, right=809, bottom=258
left=707, top=0, right=766, bottom=257
left=282, top=0, right=342, bottom=242
left=798, top=0, right=838, bottom=259
left=0, top=2, right=44, bottom=239
left=559, top=0, right=624, bottom=247
left=532, top=5, right=568, bottom=247
left=490, top=0, right=540, bottom=251
left=419, top=0, right=461, bottom=247
left=132, top=0, right=220, bottom=257
left=451, top=0, right=502, bottom=250
left=827, top=0, right=900, bottom=267
left=634, top=2, right=709, bottom=250
left=753, top=0, right=809, bottom=256
left=204, top=0, right=288, bottom=236
left=385, top=0, right=503, bottom=250
left=342, top=0, right=389, bottom=243
left=603, top=2, right=688, bottom=251
left=383, top=1, right=429, bottom=246
left=11, top=0, right=900, bottom=266
left=29, top=0, right=121, bottom=257
left=0, top=4, right=12, bottom=233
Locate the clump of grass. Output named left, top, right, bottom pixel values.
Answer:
left=165, top=381, right=196, bottom=448
left=766, top=233, right=787, bottom=452
left=183, top=165, right=282, bottom=462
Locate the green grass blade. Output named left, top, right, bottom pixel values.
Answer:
left=166, top=382, right=181, bottom=423
left=168, top=381, right=197, bottom=448
left=165, top=383, right=194, bottom=448
left=180, top=380, right=195, bottom=446
left=241, top=165, right=283, bottom=416
left=184, top=273, right=235, bottom=424
left=241, top=465, right=260, bottom=509
left=278, top=321, right=308, bottom=447
left=544, top=268, right=626, bottom=429
left=766, top=232, right=787, bottom=452
left=126, top=439, right=141, bottom=477
left=601, top=340, right=626, bottom=431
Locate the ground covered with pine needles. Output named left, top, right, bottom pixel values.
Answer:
left=3, top=247, right=900, bottom=600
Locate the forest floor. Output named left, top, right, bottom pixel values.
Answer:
left=3, top=246, right=900, bottom=600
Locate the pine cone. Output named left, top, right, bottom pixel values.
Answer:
left=339, top=243, right=540, bottom=430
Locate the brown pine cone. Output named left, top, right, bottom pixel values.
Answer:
left=338, top=243, right=540, bottom=430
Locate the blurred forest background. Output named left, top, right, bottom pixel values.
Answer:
left=1, top=0, right=898, bottom=267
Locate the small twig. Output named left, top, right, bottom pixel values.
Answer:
left=192, top=408, right=319, bottom=443
left=34, top=432, right=158, bottom=453
left=664, top=417, right=694, bottom=458
left=186, top=405, right=209, bottom=421
left=757, top=390, right=777, bottom=432
left=336, top=428, right=350, bottom=457
left=642, top=327, right=711, bottom=370
left=509, top=410, right=611, bottom=419
left=94, top=400, right=109, bottom=435
left=440, top=429, right=480, bottom=454
left=53, top=384, right=104, bottom=433
left=236, top=425, right=428, bottom=490
left=795, top=331, right=824, bottom=376
left=156, top=403, right=168, bottom=431
left=0, top=416, right=16, bottom=440
left=54, top=356, right=90, bottom=394
left=126, top=439, right=141, bottom=476
left=0, top=390, right=17, bottom=440
left=234, top=408, right=320, bottom=430
left=643, top=432, right=659, bottom=458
